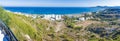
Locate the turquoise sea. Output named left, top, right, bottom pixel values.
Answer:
left=4, top=7, right=104, bottom=15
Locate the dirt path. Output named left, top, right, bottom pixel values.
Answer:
left=55, top=22, right=66, bottom=32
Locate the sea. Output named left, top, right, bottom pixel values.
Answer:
left=4, top=7, right=104, bottom=15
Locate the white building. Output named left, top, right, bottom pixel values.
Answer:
left=43, top=14, right=63, bottom=20
left=79, top=17, right=85, bottom=21
left=55, top=15, right=62, bottom=20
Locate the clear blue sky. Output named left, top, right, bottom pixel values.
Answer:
left=0, top=0, right=120, bottom=7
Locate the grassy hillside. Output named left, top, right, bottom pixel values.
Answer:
left=0, top=7, right=48, bottom=41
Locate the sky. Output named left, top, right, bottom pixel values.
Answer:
left=0, top=0, right=120, bottom=7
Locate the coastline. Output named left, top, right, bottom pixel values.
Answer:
left=5, top=9, right=94, bottom=21
left=5, top=9, right=93, bottom=16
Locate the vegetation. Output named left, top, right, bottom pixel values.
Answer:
left=0, top=7, right=46, bottom=41
left=1, top=7, right=120, bottom=41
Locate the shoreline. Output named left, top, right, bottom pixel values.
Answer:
left=5, top=9, right=93, bottom=15
left=5, top=10, right=94, bottom=21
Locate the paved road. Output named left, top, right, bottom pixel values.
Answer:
left=0, top=20, right=18, bottom=41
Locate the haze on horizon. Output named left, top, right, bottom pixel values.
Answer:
left=0, top=0, right=120, bottom=7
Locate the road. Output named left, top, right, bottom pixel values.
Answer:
left=0, top=20, right=18, bottom=41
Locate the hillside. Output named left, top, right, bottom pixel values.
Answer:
left=1, top=7, right=120, bottom=41
left=0, top=7, right=67, bottom=41
left=0, top=7, right=48, bottom=41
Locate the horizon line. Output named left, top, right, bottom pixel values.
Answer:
left=2, top=6, right=120, bottom=7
